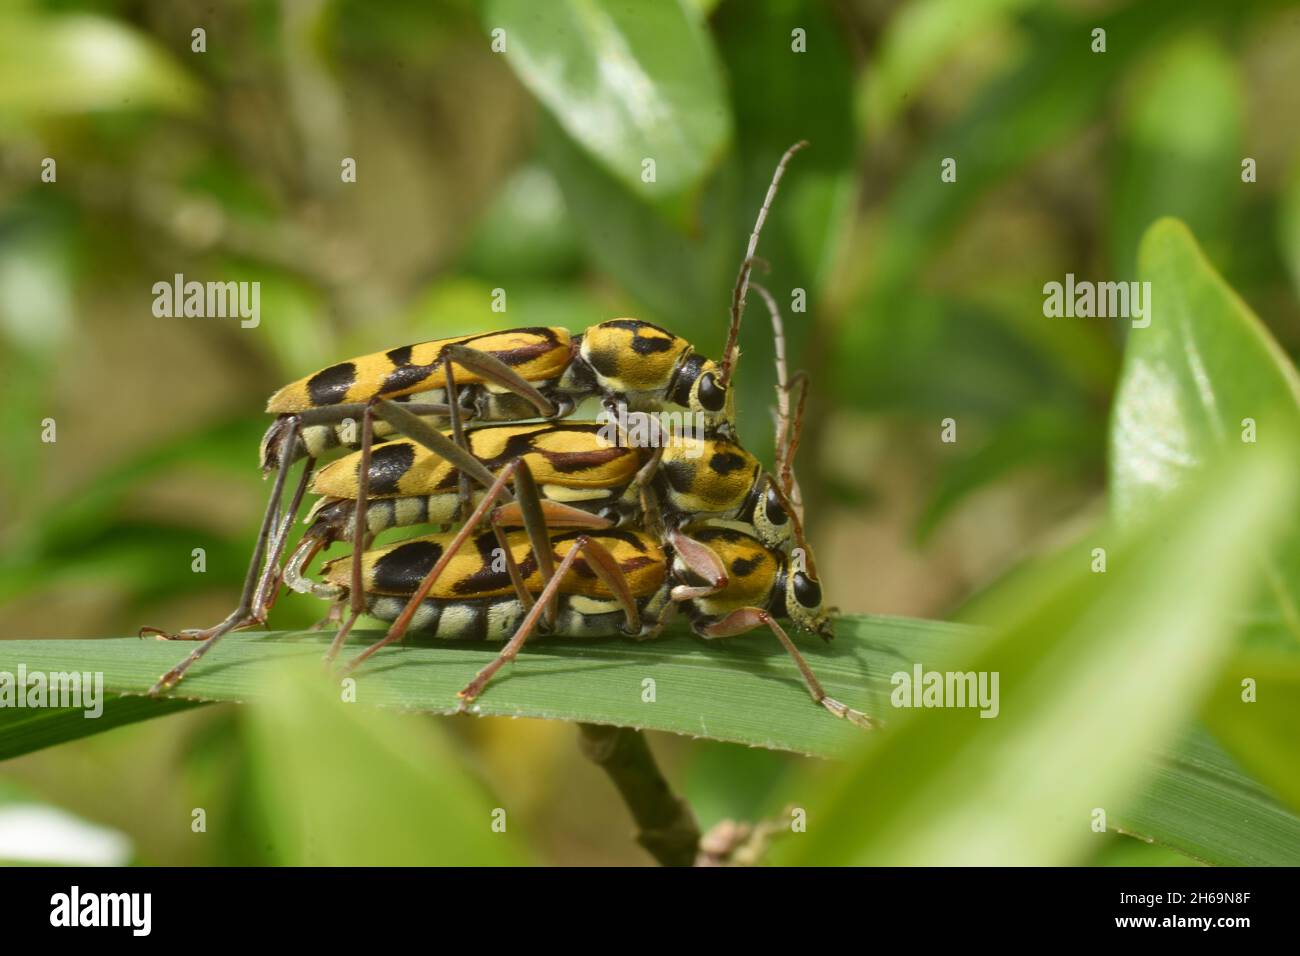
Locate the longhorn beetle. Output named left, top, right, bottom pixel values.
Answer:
left=310, top=452, right=874, bottom=729
left=274, top=284, right=817, bottom=649
left=143, top=142, right=810, bottom=694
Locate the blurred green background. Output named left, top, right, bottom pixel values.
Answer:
left=1, top=0, right=1299, bottom=865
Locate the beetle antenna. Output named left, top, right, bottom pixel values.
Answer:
left=719, top=140, right=808, bottom=391
left=750, top=281, right=791, bottom=477
left=781, top=371, right=809, bottom=516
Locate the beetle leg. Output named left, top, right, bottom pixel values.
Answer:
left=326, top=401, right=379, bottom=656
left=373, top=399, right=499, bottom=494
left=665, top=527, right=729, bottom=602
left=334, top=459, right=527, bottom=670
left=146, top=417, right=311, bottom=694
left=696, top=608, right=879, bottom=730
left=441, top=357, right=473, bottom=523
left=457, top=534, right=639, bottom=705
left=441, top=342, right=558, bottom=418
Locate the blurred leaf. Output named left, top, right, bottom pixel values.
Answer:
left=862, top=0, right=1041, bottom=133
left=0, top=13, right=201, bottom=118
left=242, top=660, right=524, bottom=865
left=837, top=0, right=1266, bottom=400
left=1086, top=832, right=1200, bottom=867
left=917, top=405, right=1103, bottom=542
left=1202, top=649, right=1300, bottom=814
left=1279, top=156, right=1300, bottom=300
left=712, top=0, right=858, bottom=454
left=0, top=419, right=267, bottom=608
left=835, top=294, right=1085, bottom=419
left=1108, top=33, right=1243, bottom=273
left=0, top=692, right=202, bottom=762
left=486, top=0, right=731, bottom=199
left=0, top=797, right=134, bottom=866
left=461, top=164, right=583, bottom=280
left=1111, top=217, right=1300, bottom=639
left=539, top=111, right=738, bottom=323
left=715, top=0, right=856, bottom=289
left=779, top=448, right=1295, bottom=865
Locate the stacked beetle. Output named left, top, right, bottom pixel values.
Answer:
left=143, top=142, right=878, bottom=730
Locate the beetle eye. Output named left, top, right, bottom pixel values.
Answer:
left=764, top=486, right=788, bottom=525
left=697, top=373, right=726, bottom=412
left=791, top=572, right=822, bottom=609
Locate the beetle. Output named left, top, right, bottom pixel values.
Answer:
left=143, top=142, right=811, bottom=693
left=314, top=517, right=874, bottom=729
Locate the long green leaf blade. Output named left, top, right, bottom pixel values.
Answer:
left=780, top=449, right=1295, bottom=865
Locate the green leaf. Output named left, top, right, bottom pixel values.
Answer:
left=0, top=692, right=203, bottom=762
left=486, top=0, right=731, bottom=199
left=6, top=610, right=1300, bottom=864
left=778, top=448, right=1297, bottom=865
left=0, top=13, right=201, bottom=118
left=242, top=660, right=525, bottom=865
left=1201, top=649, right=1300, bottom=814
left=0, top=618, right=922, bottom=759
left=1111, top=217, right=1300, bottom=638
left=1108, top=217, right=1300, bottom=836
left=1112, top=728, right=1300, bottom=866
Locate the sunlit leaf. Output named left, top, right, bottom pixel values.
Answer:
left=1111, top=217, right=1300, bottom=641
left=0, top=14, right=201, bottom=118
left=779, top=449, right=1296, bottom=865
left=243, top=660, right=525, bottom=865
left=486, top=0, right=731, bottom=198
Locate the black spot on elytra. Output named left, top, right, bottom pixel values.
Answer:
left=367, top=442, right=417, bottom=494
left=450, top=532, right=520, bottom=595
left=386, top=345, right=414, bottom=366
left=470, top=327, right=560, bottom=369
left=730, top=555, right=761, bottom=578
left=380, top=363, right=434, bottom=396
left=308, top=362, right=357, bottom=406
left=372, top=540, right=443, bottom=593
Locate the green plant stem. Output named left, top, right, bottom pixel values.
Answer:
left=577, top=723, right=699, bottom=867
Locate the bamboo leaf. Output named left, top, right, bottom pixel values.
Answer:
left=0, top=617, right=927, bottom=760
left=4, top=610, right=1300, bottom=865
